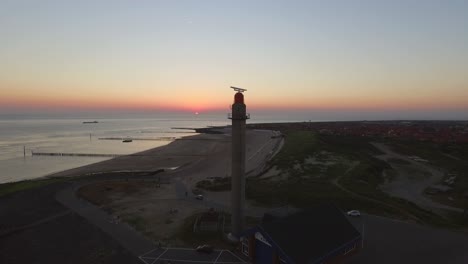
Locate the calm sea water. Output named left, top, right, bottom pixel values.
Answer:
left=0, top=115, right=229, bottom=183
left=0, top=113, right=311, bottom=183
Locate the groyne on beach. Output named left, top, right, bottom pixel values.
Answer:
left=32, top=152, right=122, bottom=158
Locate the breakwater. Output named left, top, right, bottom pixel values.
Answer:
left=98, top=137, right=176, bottom=141
left=32, top=152, right=122, bottom=157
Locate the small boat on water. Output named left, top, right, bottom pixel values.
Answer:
left=83, top=121, right=99, bottom=124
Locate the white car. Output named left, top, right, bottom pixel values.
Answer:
left=347, top=210, right=361, bottom=217
left=196, top=244, right=214, bottom=253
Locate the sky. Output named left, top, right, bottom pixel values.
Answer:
left=1, top=0, right=468, bottom=119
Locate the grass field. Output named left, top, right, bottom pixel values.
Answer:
left=174, top=212, right=234, bottom=248
left=0, top=177, right=69, bottom=197
left=246, top=130, right=465, bottom=227
left=388, top=140, right=468, bottom=209
left=196, top=177, right=231, bottom=192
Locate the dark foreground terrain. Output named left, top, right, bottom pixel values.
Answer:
left=1, top=121, right=468, bottom=263
left=0, top=180, right=139, bottom=264
left=348, top=214, right=468, bottom=264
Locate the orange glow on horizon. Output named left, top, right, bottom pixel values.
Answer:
left=248, top=96, right=468, bottom=111
left=2, top=92, right=468, bottom=113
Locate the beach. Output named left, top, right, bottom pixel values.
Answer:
left=48, top=127, right=282, bottom=191
left=0, top=116, right=303, bottom=184
left=0, top=126, right=283, bottom=259
left=35, top=127, right=282, bottom=248
left=0, top=117, right=227, bottom=183
left=3, top=123, right=468, bottom=264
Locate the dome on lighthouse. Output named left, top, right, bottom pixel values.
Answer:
left=234, top=92, right=244, bottom=104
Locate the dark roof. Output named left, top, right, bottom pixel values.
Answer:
left=260, top=205, right=361, bottom=264
left=199, top=209, right=219, bottom=222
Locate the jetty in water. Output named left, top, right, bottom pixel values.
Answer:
left=98, top=137, right=175, bottom=141
left=31, top=152, right=121, bottom=157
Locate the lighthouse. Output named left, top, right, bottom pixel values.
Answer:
left=229, top=86, right=249, bottom=239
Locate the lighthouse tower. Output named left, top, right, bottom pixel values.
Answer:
left=229, top=86, right=249, bottom=239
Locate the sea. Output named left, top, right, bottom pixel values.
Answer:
left=0, top=113, right=309, bottom=184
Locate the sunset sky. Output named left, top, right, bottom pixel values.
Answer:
left=1, top=0, right=468, bottom=119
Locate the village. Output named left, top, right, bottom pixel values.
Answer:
left=250, top=121, right=468, bottom=143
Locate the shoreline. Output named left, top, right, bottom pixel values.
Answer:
left=41, top=127, right=280, bottom=192
left=4, top=119, right=468, bottom=184
left=44, top=132, right=214, bottom=179
left=4, top=119, right=468, bottom=185
left=0, top=125, right=230, bottom=185
left=0, top=133, right=201, bottom=185
left=0, top=126, right=223, bottom=185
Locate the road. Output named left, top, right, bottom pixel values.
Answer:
left=348, top=214, right=468, bottom=264
left=56, top=182, right=156, bottom=257
left=372, top=142, right=462, bottom=213
left=52, top=129, right=281, bottom=262
left=332, top=162, right=421, bottom=221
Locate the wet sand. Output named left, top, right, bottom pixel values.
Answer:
left=49, top=128, right=282, bottom=189
left=47, top=128, right=282, bottom=247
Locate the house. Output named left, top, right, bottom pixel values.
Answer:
left=240, top=205, right=362, bottom=264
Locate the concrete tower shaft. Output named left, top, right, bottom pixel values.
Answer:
left=229, top=91, right=249, bottom=238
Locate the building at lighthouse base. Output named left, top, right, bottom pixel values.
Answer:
left=239, top=205, right=362, bottom=264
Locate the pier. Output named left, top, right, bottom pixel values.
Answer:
left=30, top=151, right=215, bottom=157
left=97, top=137, right=176, bottom=141
left=170, top=127, right=196, bottom=130
left=31, top=152, right=122, bottom=157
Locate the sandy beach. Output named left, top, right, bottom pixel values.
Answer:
left=45, top=127, right=283, bottom=246
left=3, top=123, right=468, bottom=264
left=49, top=127, right=282, bottom=190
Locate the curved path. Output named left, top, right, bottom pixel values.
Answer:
left=0, top=210, right=71, bottom=237
left=331, top=162, right=421, bottom=221
left=371, top=142, right=462, bottom=213
left=56, top=182, right=155, bottom=256
left=53, top=129, right=282, bottom=261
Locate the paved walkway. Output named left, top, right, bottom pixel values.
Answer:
left=52, top=129, right=282, bottom=262
left=56, top=183, right=155, bottom=256
left=139, top=247, right=248, bottom=264
left=348, top=214, right=468, bottom=264
left=0, top=210, right=71, bottom=237
left=331, top=161, right=418, bottom=220
left=372, top=142, right=463, bottom=213
left=55, top=179, right=253, bottom=264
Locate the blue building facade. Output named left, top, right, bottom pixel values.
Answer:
left=240, top=206, right=362, bottom=264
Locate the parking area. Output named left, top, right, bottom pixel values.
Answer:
left=139, top=248, right=248, bottom=264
